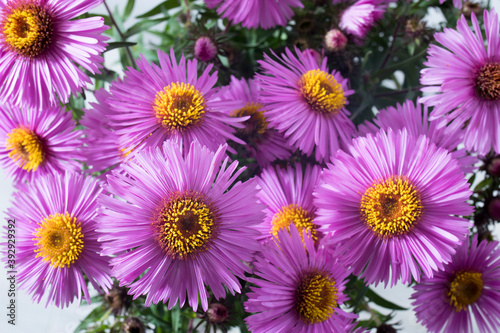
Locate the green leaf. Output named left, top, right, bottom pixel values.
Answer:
left=73, top=305, right=107, bottom=333
left=365, top=288, right=408, bottom=311
left=171, top=305, right=181, bottom=332
left=124, top=0, right=135, bottom=20
left=124, top=18, right=168, bottom=38
left=136, top=0, right=179, bottom=18
left=474, top=177, right=493, bottom=193
left=104, top=41, right=137, bottom=52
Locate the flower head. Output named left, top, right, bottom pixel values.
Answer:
left=0, top=103, right=83, bottom=184
left=412, top=235, right=500, bottom=332
left=258, top=47, right=355, bottom=162
left=420, top=9, right=500, bottom=155
left=358, top=100, right=477, bottom=173
left=314, top=129, right=473, bottom=286
left=245, top=225, right=355, bottom=332
left=0, top=0, right=108, bottom=109
left=257, top=163, right=322, bottom=243
left=105, top=49, right=246, bottom=155
left=204, top=0, right=304, bottom=29
left=5, top=172, right=112, bottom=307
left=98, top=141, right=264, bottom=311
left=219, top=76, right=293, bottom=167
left=81, top=89, right=126, bottom=178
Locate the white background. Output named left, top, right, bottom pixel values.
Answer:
left=1, top=0, right=500, bottom=332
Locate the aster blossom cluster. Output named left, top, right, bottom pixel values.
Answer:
left=1, top=1, right=500, bottom=333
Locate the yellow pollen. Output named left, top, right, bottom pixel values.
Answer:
left=4, top=9, right=39, bottom=48
left=231, top=103, right=268, bottom=138
left=300, top=69, right=346, bottom=113
left=33, top=212, right=84, bottom=268
left=6, top=126, right=45, bottom=172
left=2, top=4, right=53, bottom=57
left=154, top=82, right=206, bottom=131
left=360, top=176, right=422, bottom=238
left=448, top=271, right=483, bottom=312
left=296, top=272, right=338, bottom=324
left=271, top=204, right=317, bottom=241
left=154, top=193, right=218, bottom=260
left=476, top=62, right=500, bottom=101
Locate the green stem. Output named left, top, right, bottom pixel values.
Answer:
left=103, top=0, right=137, bottom=70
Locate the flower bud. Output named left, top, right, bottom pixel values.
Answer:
left=194, top=36, right=218, bottom=62
left=324, top=29, right=347, bottom=52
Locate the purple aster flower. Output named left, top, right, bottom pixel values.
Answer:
left=218, top=76, right=293, bottom=167
left=5, top=172, right=112, bottom=307
left=81, top=89, right=126, bottom=177
left=256, top=163, right=322, bottom=243
left=340, top=0, right=377, bottom=39
left=0, top=0, right=108, bottom=109
left=420, top=10, right=500, bottom=155
left=204, top=0, right=304, bottom=29
left=106, top=49, right=246, bottom=155
left=358, top=100, right=477, bottom=173
left=412, top=235, right=500, bottom=332
left=0, top=103, right=83, bottom=184
left=98, top=140, right=264, bottom=311
left=314, top=129, right=473, bottom=286
left=258, top=47, right=356, bottom=162
left=339, top=0, right=388, bottom=39
left=245, top=225, right=355, bottom=332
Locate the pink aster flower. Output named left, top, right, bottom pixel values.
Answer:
left=258, top=47, right=356, bottom=162
left=218, top=76, right=293, bottom=167
left=0, top=0, right=108, bottom=109
left=339, top=0, right=388, bottom=39
left=314, top=129, right=473, bottom=286
left=358, top=100, right=477, bottom=173
left=5, top=172, right=112, bottom=307
left=98, top=140, right=264, bottom=311
left=204, top=0, right=304, bottom=29
left=81, top=89, right=125, bottom=177
left=106, top=49, right=246, bottom=154
left=256, top=163, right=322, bottom=243
left=420, top=10, right=500, bottom=155
left=0, top=103, right=83, bottom=184
left=412, top=235, right=500, bottom=332
left=245, top=225, right=355, bottom=332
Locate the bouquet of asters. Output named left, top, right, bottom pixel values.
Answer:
left=2, top=0, right=500, bottom=332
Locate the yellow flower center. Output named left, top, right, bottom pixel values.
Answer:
left=154, top=82, right=206, bottom=131
left=6, top=126, right=45, bottom=172
left=296, top=272, right=338, bottom=324
left=2, top=3, right=54, bottom=57
left=33, top=212, right=84, bottom=268
left=153, top=192, right=219, bottom=260
left=300, top=69, right=346, bottom=113
left=360, top=177, right=422, bottom=238
left=231, top=102, right=268, bottom=139
left=476, top=62, right=500, bottom=101
left=271, top=204, right=317, bottom=241
left=448, top=271, right=483, bottom=312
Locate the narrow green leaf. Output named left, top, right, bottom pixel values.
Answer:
left=136, top=0, right=179, bottom=18
left=171, top=305, right=181, bottom=332
left=104, top=41, right=137, bottom=52
left=124, top=18, right=168, bottom=38
left=365, top=288, right=408, bottom=311
left=474, top=177, right=492, bottom=193
left=124, top=0, right=135, bottom=20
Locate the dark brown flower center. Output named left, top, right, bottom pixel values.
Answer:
left=475, top=62, right=500, bottom=101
